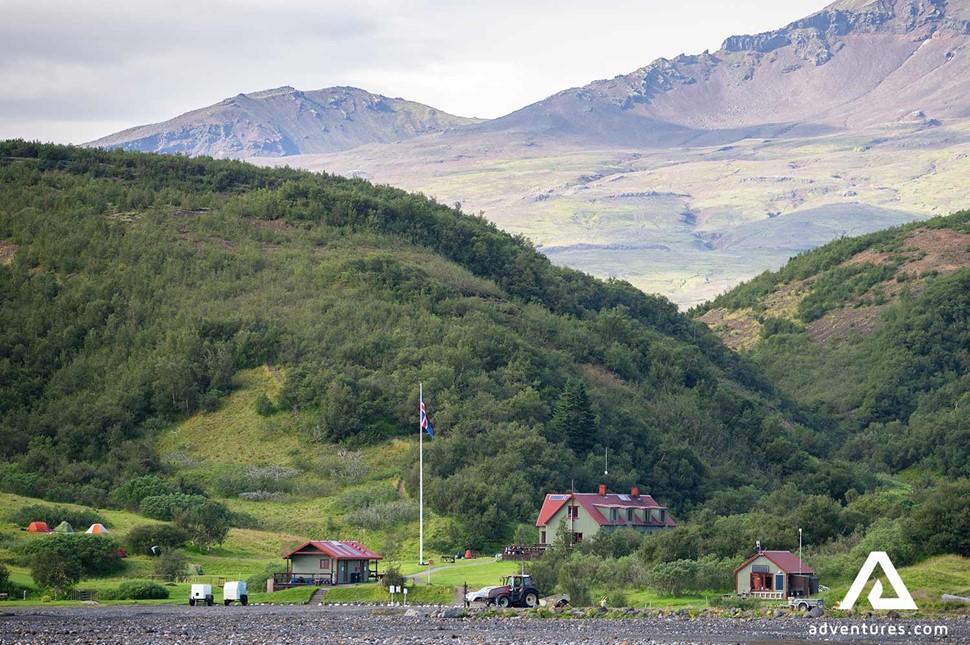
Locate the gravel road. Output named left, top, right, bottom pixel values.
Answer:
left=1, top=604, right=967, bottom=644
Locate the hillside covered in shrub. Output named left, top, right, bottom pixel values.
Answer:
left=0, top=142, right=860, bottom=545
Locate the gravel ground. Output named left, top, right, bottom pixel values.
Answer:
left=1, top=604, right=968, bottom=644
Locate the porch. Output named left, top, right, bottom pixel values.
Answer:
left=501, top=544, right=548, bottom=561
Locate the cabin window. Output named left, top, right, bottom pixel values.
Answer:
left=320, top=558, right=330, bottom=570
left=750, top=572, right=773, bottom=591
left=775, top=573, right=785, bottom=593
left=627, top=509, right=634, bottom=522
left=540, top=530, right=546, bottom=544
left=568, top=506, right=579, bottom=519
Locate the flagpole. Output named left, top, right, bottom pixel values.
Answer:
left=419, top=382, right=424, bottom=566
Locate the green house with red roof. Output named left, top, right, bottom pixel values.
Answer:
left=734, top=549, right=818, bottom=599
left=536, top=485, right=676, bottom=545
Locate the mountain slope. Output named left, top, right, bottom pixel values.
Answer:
left=0, top=142, right=852, bottom=546
left=260, top=0, right=970, bottom=306
left=86, top=86, right=482, bottom=159
left=483, top=0, right=970, bottom=145
left=695, top=210, right=970, bottom=476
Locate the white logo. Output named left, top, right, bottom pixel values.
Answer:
left=839, top=551, right=917, bottom=611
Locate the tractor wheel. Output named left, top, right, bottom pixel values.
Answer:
left=496, top=595, right=511, bottom=608
left=241, top=595, right=248, bottom=606
left=798, top=602, right=808, bottom=611
left=189, top=598, right=196, bottom=606
left=524, top=591, right=539, bottom=608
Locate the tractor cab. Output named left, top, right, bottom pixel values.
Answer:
left=487, top=574, right=540, bottom=608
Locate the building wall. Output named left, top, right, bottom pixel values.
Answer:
left=542, top=503, right=600, bottom=544
left=290, top=553, right=334, bottom=577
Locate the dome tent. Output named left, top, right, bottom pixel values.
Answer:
left=53, top=521, right=74, bottom=533
left=85, top=523, right=109, bottom=534
left=26, top=521, right=50, bottom=532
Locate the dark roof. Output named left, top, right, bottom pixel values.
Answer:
left=536, top=492, right=675, bottom=528
left=734, top=550, right=814, bottom=575
left=283, top=540, right=382, bottom=561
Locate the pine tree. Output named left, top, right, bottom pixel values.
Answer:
left=551, top=380, right=596, bottom=455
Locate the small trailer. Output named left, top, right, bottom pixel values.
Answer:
left=789, top=596, right=824, bottom=612
left=189, top=584, right=214, bottom=606
left=223, top=581, right=249, bottom=606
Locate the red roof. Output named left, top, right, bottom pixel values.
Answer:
left=283, top=540, right=382, bottom=561
left=734, top=550, right=814, bottom=575
left=536, top=491, right=675, bottom=528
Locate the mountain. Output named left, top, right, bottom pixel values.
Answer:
left=695, top=210, right=970, bottom=477
left=484, top=0, right=970, bottom=145
left=1, top=142, right=851, bottom=546
left=85, top=86, right=482, bottom=159
left=89, top=0, right=970, bottom=307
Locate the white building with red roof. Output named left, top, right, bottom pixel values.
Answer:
left=535, top=485, right=676, bottom=546
left=279, top=540, right=382, bottom=587
left=734, top=549, right=818, bottom=599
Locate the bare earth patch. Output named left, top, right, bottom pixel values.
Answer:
left=0, top=239, right=16, bottom=264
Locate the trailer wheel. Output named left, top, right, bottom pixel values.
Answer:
left=224, top=599, right=231, bottom=606
left=241, top=595, right=248, bottom=606
left=189, top=598, right=196, bottom=606
left=524, top=591, right=538, bottom=608
left=496, top=595, right=510, bottom=608
left=206, top=595, right=214, bottom=607
left=798, top=602, right=808, bottom=611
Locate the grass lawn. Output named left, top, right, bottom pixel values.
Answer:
left=394, top=557, right=518, bottom=588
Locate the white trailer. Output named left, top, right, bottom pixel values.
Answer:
left=223, top=581, right=248, bottom=606
left=189, top=584, right=213, bottom=606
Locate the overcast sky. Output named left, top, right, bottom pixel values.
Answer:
left=0, top=0, right=834, bottom=144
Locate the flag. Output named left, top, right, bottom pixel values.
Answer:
left=420, top=397, right=434, bottom=439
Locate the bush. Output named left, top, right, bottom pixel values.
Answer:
left=125, top=524, right=190, bottom=554
left=344, top=500, right=418, bottom=530
left=380, top=565, right=405, bottom=591
left=139, top=493, right=209, bottom=521
left=246, top=561, right=286, bottom=590
left=116, top=580, right=170, bottom=600
left=173, top=500, right=231, bottom=549
left=6, top=503, right=106, bottom=530
left=20, top=533, right=124, bottom=577
left=0, top=562, right=12, bottom=594
left=154, top=550, right=187, bottom=582
left=111, top=476, right=176, bottom=509
left=211, top=465, right=298, bottom=497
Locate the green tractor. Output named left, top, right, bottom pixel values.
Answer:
left=486, top=574, right=541, bottom=608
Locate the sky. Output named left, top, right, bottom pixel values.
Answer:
left=0, top=0, right=834, bottom=145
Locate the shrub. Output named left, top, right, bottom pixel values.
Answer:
left=246, top=561, right=286, bottom=590
left=154, top=550, right=187, bottom=582
left=111, top=476, right=176, bottom=509
left=212, top=465, right=298, bottom=497
left=6, top=503, right=106, bottom=530
left=116, top=580, right=170, bottom=600
left=380, top=565, right=405, bottom=591
left=20, top=533, right=124, bottom=578
left=139, top=493, right=209, bottom=521
left=173, top=500, right=231, bottom=549
left=125, top=524, right=190, bottom=554
left=344, top=500, right=418, bottom=530
left=0, top=563, right=12, bottom=594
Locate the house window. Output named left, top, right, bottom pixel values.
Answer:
left=540, top=530, right=546, bottom=544
left=627, top=509, right=634, bottom=522
left=572, top=532, right=583, bottom=544
left=658, top=509, right=666, bottom=524
left=320, top=558, right=330, bottom=570
left=568, top=506, right=579, bottom=519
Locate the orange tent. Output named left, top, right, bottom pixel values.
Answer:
left=85, top=523, right=109, bottom=534
left=27, top=521, right=50, bottom=532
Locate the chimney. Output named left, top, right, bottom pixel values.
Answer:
left=631, top=486, right=639, bottom=498
left=598, top=484, right=607, bottom=496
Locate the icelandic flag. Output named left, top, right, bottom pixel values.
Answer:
left=420, top=397, right=434, bottom=439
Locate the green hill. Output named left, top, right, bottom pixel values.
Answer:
left=0, top=141, right=845, bottom=549
left=696, top=211, right=970, bottom=477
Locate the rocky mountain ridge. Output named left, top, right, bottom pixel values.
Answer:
left=86, top=86, right=481, bottom=159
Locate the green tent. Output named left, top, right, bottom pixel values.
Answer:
left=52, top=521, right=74, bottom=533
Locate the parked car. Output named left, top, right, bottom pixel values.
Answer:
left=466, top=585, right=500, bottom=603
